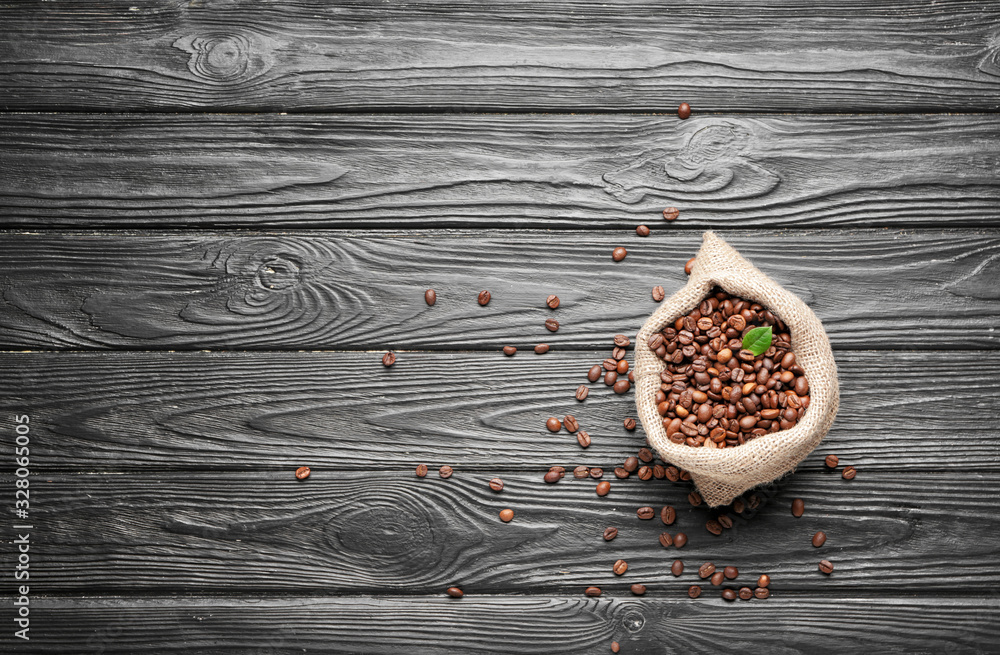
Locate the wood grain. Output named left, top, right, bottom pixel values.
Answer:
left=1, top=230, right=998, bottom=350
left=2, top=1, right=1000, bottom=112
left=2, top=114, right=999, bottom=227
left=3, top=350, right=997, bottom=472
left=19, top=470, right=1000, bottom=593
left=27, top=595, right=1000, bottom=654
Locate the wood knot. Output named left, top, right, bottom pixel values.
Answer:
left=173, top=32, right=276, bottom=84
left=255, top=257, right=302, bottom=293
left=622, top=610, right=645, bottom=633
left=330, top=504, right=434, bottom=558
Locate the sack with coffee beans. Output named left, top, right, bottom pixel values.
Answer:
left=634, top=232, right=839, bottom=506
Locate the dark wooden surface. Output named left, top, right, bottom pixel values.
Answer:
left=2, top=2, right=1000, bottom=654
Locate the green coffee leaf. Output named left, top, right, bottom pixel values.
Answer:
left=741, top=326, right=773, bottom=357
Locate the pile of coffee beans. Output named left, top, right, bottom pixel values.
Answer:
left=649, top=287, right=810, bottom=448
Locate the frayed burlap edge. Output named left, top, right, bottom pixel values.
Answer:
left=634, top=232, right=839, bottom=507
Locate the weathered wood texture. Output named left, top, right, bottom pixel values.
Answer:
left=1, top=230, right=998, bottom=350
left=3, top=350, right=997, bottom=472
left=18, top=470, right=1000, bottom=593
left=3, top=1, right=1000, bottom=112
left=2, top=114, right=999, bottom=228
left=24, top=595, right=1000, bottom=654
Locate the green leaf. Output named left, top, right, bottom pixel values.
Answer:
left=741, top=326, right=773, bottom=356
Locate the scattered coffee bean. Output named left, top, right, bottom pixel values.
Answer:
left=754, top=587, right=770, bottom=599
left=661, top=506, right=677, bottom=525
left=733, top=498, right=746, bottom=514
left=636, top=225, right=651, bottom=237
left=611, top=641, right=620, bottom=653
left=684, top=257, right=696, bottom=274
left=613, top=379, right=631, bottom=394
left=710, top=571, right=724, bottom=586
left=549, top=466, right=565, bottom=477
left=477, top=290, right=491, bottom=306
left=637, top=466, right=652, bottom=481
left=545, top=318, right=560, bottom=332
left=659, top=532, right=674, bottom=548
left=818, top=559, right=834, bottom=574
left=563, top=415, right=580, bottom=433
left=739, top=587, right=753, bottom=600
left=614, top=334, right=630, bottom=347
left=447, top=587, right=463, bottom=598
left=717, top=515, right=733, bottom=529
left=382, top=351, right=396, bottom=367
left=652, top=464, right=665, bottom=479
left=543, top=470, right=561, bottom=484
left=791, top=498, right=805, bottom=517
left=439, top=465, right=454, bottom=479
left=637, top=506, right=655, bottom=520
left=424, top=289, right=437, bottom=306
left=652, top=285, right=666, bottom=302
left=612, top=247, right=628, bottom=262
left=623, top=418, right=637, bottom=431
left=662, top=206, right=680, bottom=221
left=825, top=454, right=839, bottom=468
left=534, top=343, right=550, bottom=354
left=546, top=417, right=562, bottom=432
left=637, top=448, right=653, bottom=463
left=588, top=364, right=602, bottom=381
left=589, top=467, right=603, bottom=479
left=603, top=527, right=618, bottom=541
left=671, top=560, right=684, bottom=576
left=604, top=371, right=618, bottom=386
left=499, top=509, right=514, bottom=522
left=577, top=431, right=592, bottom=449
left=489, top=478, right=504, bottom=492
left=757, top=574, right=770, bottom=588
left=698, top=562, right=716, bottom=579
left=624, top=456, right=639, bottom=472
left=575, top=385, right=590, bottom=401
left=721, top=588, right=737, bottom=601
left=614, top=467, right=629, bottom=479
left=812, top=531, right=827, bottom=548
left=502, top=345, right=517, bottom=356
left=630, top=583, right=647, bottom=596
left=415, top=464, right=428, bottom=478
left=573, top=466, right=590, bottom=479
left=688, top=491, right=703, bottom=507
left=295, top=466, right=311, bottom=480
left=546, top=294, right=560, bottom=309
left=596, top=481, right=611, bottom=496
left=688, top=585, right=702, bottom=599
left=724, top=566, right=738, bottom=580
left=616, top=359, right=629, bottom=375
left=585, top=586, right=602, bottom=597
left=843, top=466, right=857, bottom=480
left=613, top=559, right=628, bottom=575
left=674, top=532, right=688, bottom=548
left=705, top=519, right=722, bottom=535
left=677, top=102, right=691, bottom=119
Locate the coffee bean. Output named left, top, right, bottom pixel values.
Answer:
left=636, top=225, right=651, bottom=237
left=637, top=466, right=652, bottom=481
left=677, top=102, right=691, bottom=119
left=685, top=257, right=696, bottom=275
left=663, top=206, right=680, bottom=221
left=688, top=491, right=703, bottom=507
left=563, top=415, right=579, bottom=433
left=630, top=583, right=647, bottom=595
left=698, top=562, right=716, bottom=579
left=637, top=506, right=655, bottom=520
left=721, top=588, right=737, bottom=601
left=659, top=532, right=674, bottom=548
left=613, top=379, right=631, bottom=394
left=574, top=385, right=590, bottom=401
left=717, top=515, right=733, bottom=529
left=546, top=294, right=560, bottom=309
left=818, top=559, right=834, bottom=574
left=612, top=641, right=620, bottom=654
left=596, top=481, right=611, bottom=496
left=585, top=586, right=602, bottom=597
left=545, top=318, right=560, bottom=332
left=616, top=359, right=629, bottom=375
left=688, top=585, right=702, bottom=598
left=502, top=346, right=517, bottom=357
left=648, top=333, right=665, bottom=350
left=382, top=351, right=396, bottom=367
left=478, top=290, right=491, bottom=306
left=652, top=285, right=666, bottom=302
left=754, top=587, right=770, bottom=599
left=623, top=418, right=637, bottom=431
left=543, top=470, right=561, bottom=484
left=577, top=431, right=592, bottom=448
left=573, top=466, right=590, bottom=479
left=705, top=519, right=722, bottom=535
left=447, top=587, right=463, bottom=598
left=825, top=454, right=839, bottom=468
left=842, top=466, right=857, bottom=480
left=499, top=509, right=514, bottom=522
left=724, top=566, right=738, bottom=580
left=588, top=364, right=602, bottom=382
left=489, top=478, right=504, bottom=492
left=546, top=417, right=562, bottom=432
left=672, top=560, right=684, bottom=576
left=614, top=467, right=629, bottom=479
left=612, top=246, right=628, bottom=262
left=613, top=559, right=628, bottom=575
left=674, top=532, right=688, bottom=548
left=757, top=574, right=770, bottom=588
left=295, top=466, right=311, bottom=480
left=415, top=464, right=428, bottom=478
left=439, top=465, right=454, bottom=479
left=603, top=527, right=618, bottom=541
left=661, top=506, right=677, bottom=525
left=548, top=465, right=565, bottom=478
left=614, top=334, right=631, bottom=348
left=738, top=587, right=753, bottom=600
left=534, top=343, right=550, bottom=354
left=732, top=499, right=746, bottom=514
left=424, top=289, right=437, bottom=306
left=652, top=464, right=665, bottom=479
left=623, top=456, right=639, bottom=472
left=812, top=531, right=827, bottom=548
left=665, top=466, right=680, bottom=482
left=604, top=371, right=618, bottom=386
left=710, top=571, right=724, bottom=586
left=791, top=498, right=805, bottom=517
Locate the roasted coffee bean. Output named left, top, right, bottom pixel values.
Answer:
left=447, top=586, right=464, bottom=598
left=590, top=467, right=604, bottom=479
left=614, top=467, right=630, bottom=479
left=665, top=466, right=680, bottom=482
left=623, top=417, right=637, bottom=431
left=674, top=532, right=688, bottom=548
left=688, top=491, right=703, bottom=507
left=439, top=465, right=454, bottom=479
left=724, top=566, right=738, bottom=580
left=747, top=494, right=761, bottom=510
left=677, top=102, right=691, bottom=119
left=679, top=470, right=692, bottom=482
left=424, top=289, right=437, bottom=306
left=603, top=527, right=618, bottom=541
left=661, top=506, right=677, bottom=525
left=545, top=318, right=560, bottom=332
left=575, top=385, right=590, bottom=401
left=705, top=519, right=722, bottom=535
left=415, top=464, right=428, bottom=478
left=754, top=587, right=770, bottom=599
left=638, top=447, right=653, bottom=462
left=613, top=379, right=631, bottom=394
left=739, top=587, right=753, bottom=600
left=604, top=371, right=618, bottom=386
left=573, top=466, right=590, bottom=479
left=489, top=478, right=504, bottom=492
left=717, top=514, right=733, bottom=529
left=613, top=559, right=628, bottom=575
left=652, top=285, right=666, bottom=302
left=812, top=531, right=827, bottom=547
left=843, top=466, right=857, bottom=480
left=503, top=345, right=517, bottom=356
left=757, top=574, right=770, bottom=588
left=688, top=585, right=702, bottom=598
left=612, top=247, right=628, bottom=262
left=662, top=206, right=680, bottom=221
left=614, top=334, right=631, bottom=347
left=596, top=481, right=611, bottom=496
left=685, top=257, right=696, bottom=275
left=549, top=466, right=565, bottom=478
left=636, top=224, right=651, bottom=237
left=478, top=290, right=491, bottom=305
left=563, top=415, right=579, bottom=433
left=791, top=498, right=805, bottom=517
left=672, top=560, right=684, bottom=576
left=634, top=466, right=651, bottom=481
left=637, top=506, right=655, bottom=520
left=585, top=586, right=602, bottom=597
left=721, top=588, right=737, bottom=601
left=630, top=583, right=647, bottom=596
left=612, top=642, right=620, bottom=654
left=616, top=359, right=629, bottom=375
left=710, top=571, right=724, bottom=586
left=652, top=464, right=665, bottom=479
left=825, top=454, right=839, bottom=468
left=546, top=417, right=562, bottom=432
left=659, top=532, right=674, bottom=548
left=382, top=351, right=396, bottom=367
left=623, top=456, right=639, bottom=472
left=534, top=343, right=550, bottom=354
left=543, top=470, right=561, bottom=484
left=588, top=364, right=602, bottom=381
left=698, top=562, right=716, bottom=579
left=499, top=508, right=514, bottom=522
left=732, top=498, right=746, bottom=514
left=295, top=466, right=311, bottom=480
left=818, top=559, right=834, bottom=574
left=546, top=294, right=560, bottom=309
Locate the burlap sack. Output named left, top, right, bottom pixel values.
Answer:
left=634, top=232, right=839, bottom=507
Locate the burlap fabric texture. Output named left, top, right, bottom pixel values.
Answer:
left=634, top=232, right=839, bottom=507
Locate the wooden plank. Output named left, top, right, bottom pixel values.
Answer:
left=2, top=114, right=999, bottom=228
left=2, top=1, right=1000, bottom=112
left=3, top=350, right=997, bottom=472
left=25, top=595, right=1000, bottom=654
left=1, top=229, right=998, bottom=350
left=20, top=470, right=1000, bottom=593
